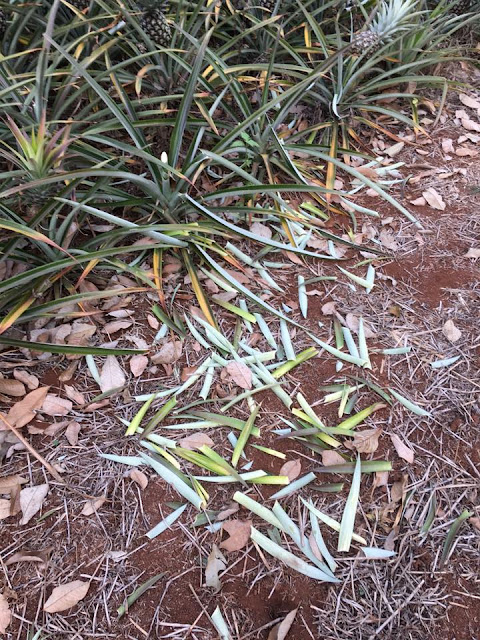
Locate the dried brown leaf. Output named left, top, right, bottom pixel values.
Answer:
left=250, top=222, right=272, bottom=239
left=43, top=580, right=90, bottom=613
left=64, top=385, right=85, bottom=405
left=465, top=248, right=480, bottom=259
left=267, top=608, right=298, bottom=640
left=216, top=503, right=239, bottom=522
left=443, top=319, right=462, bottom=343
left=352, top=428, right=382, bottom=454
left=81, top=497, right=106, bottom=516
left=178, top=433, right=215, bottom=450
left=0, top=593, right=11, bottom=634
left=205, top=544, right=226, bottom=592
left=99, top=356, right=126, bottom=392
left=0, top=474, right=27, bottom=495
left=220, top=519, right=252, bottom=552
left=5, top=547, right=52, bottom=567
left=129, top=354, right=149, bottom=378
left=13, top=369, right=39, bottom=390
left=103, top=320, right=133, bottom=334
left=225, top=361, right=252, bottom=390
left=459, top=93, right=480, bottom=110
left=19, top=484, right=49, bottom=525
left=4, top=387, right=49, bottom=429
left=0, top=499, right=11, bottom=520
left=279, top=459, right=302, bottom=481
left=151, top=341, right=183, bottom=365
left=422, top=188, right=446, bottom=211
left=65, top=421, right=81, bottom=446
left=321, top=450, right=345, bottom=466
left=42, top=394, right=73, bottom=417
left=0, top=378, right=26, bottom=397
left=390, top=434, right=415, bottom=464
left=129, top=469, right=148, bottom=490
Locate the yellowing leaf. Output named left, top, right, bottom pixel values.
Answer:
left=43, top=580, right=90, bottom=613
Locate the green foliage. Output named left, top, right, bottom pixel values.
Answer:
left=0, top=0, right=474, bottom=330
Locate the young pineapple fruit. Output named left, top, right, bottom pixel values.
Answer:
left=450, top=0, right=476, bottom=12
left=138, top=0, right=172, bottom=48
left=350, top=0, right=415, bottom=55
left=68, top=0, right=90, bottom=10
left=259, top=0, right=277, bottom=11
left=0, top=7, right=7, bottom=39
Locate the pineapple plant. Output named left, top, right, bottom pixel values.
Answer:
left=350, top=0, right=415, bottom=55
left=1, top=115, right=75, bottom=209
left=137, top=0, right=172, bottom=48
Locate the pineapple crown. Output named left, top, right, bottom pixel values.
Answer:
left=369, top=0, right=417, bottom=39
